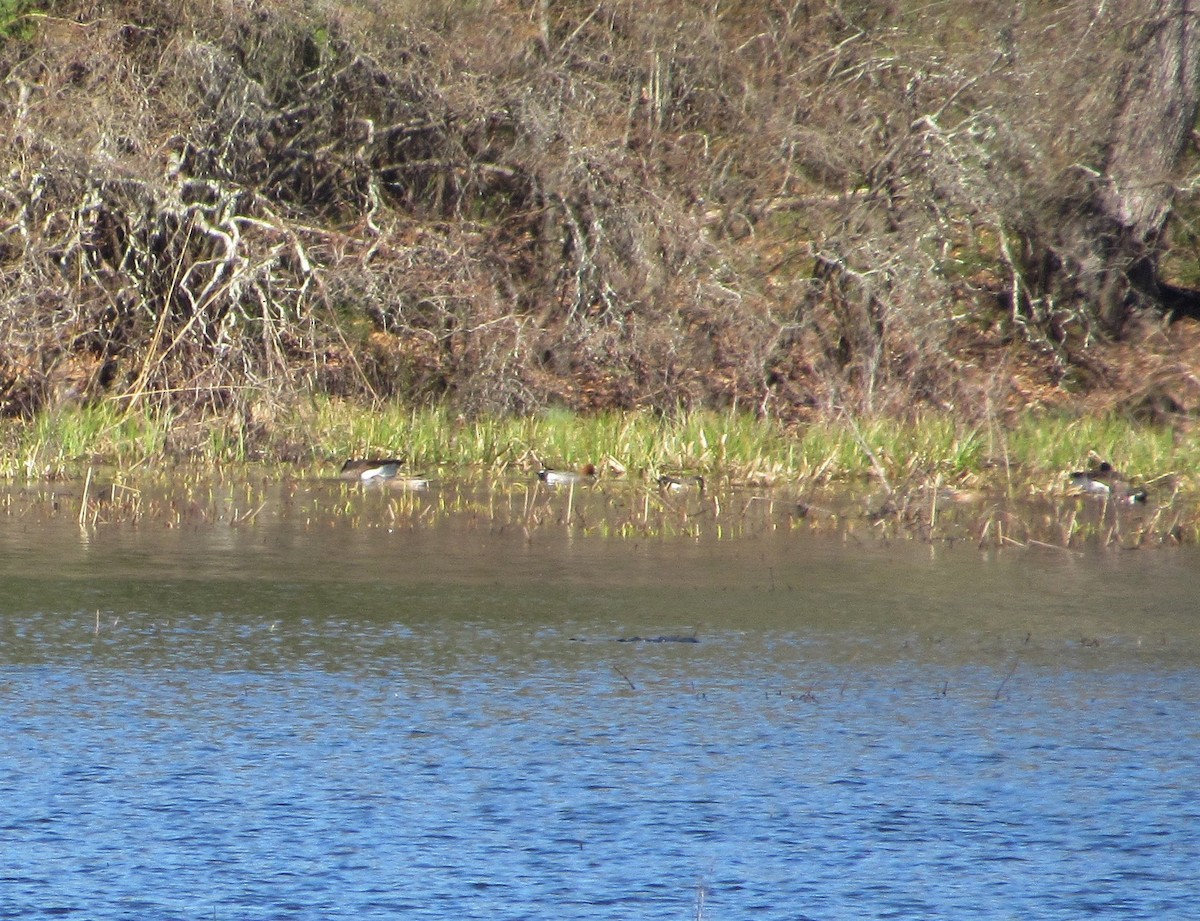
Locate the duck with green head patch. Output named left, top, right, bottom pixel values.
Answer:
left=657, top=473, right=705, bottom=494
left=1069, top=461, right=1147, bottom=504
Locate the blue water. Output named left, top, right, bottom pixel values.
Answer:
left=2, top=490, right=1200, bottom=919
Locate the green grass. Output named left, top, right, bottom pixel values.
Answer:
left=290, top=400, right=807, bottom=481
left=0, top=0, right=36, bottom=41
left=2, top=398, right=1195, bottom=549
left=0, top=402, right=172, bottom=477
left=999, top=414, right=1185, bottom=491
left=0, top=398, right=1194, bottom=503
left=280, top=398, right=1194, bottom=498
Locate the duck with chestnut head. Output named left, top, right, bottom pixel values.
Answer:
left=538, top=463, right=598, bottom=487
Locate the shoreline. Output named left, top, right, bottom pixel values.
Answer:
left=3, top=401, right=1190, bottom=495
left=4, top=410, right=1192, bottom=549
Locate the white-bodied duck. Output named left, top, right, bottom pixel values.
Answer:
left=340, top=458, right=405, bottom=482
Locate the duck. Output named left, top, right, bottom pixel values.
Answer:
left=537, top=463, right=598, bottom=486
left=340, top=458, right=405, bottom=482
left=1069, top=461, right=1147, bottom=504
left=657, top=473, right=705, bottom=494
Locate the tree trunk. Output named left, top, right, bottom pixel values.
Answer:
left=1032, top=0, right=1200, bottom=332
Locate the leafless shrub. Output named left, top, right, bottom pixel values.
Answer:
left=1, top=0, right=1195, bottom=429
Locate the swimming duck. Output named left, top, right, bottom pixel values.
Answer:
left=1069, top=461, right=1147, bottom=504
left=340, top=458, right=405, bottom=482
left=537, top=463, right=598, bottom=486
left=657, top=474, right=705, bottom=494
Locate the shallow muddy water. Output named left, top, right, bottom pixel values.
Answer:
left=2, top=477, right=1199, bottom=919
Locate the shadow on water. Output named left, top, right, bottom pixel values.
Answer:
left=3, top=475, right=1200, bottom=920
left=1, top=473, right=1198, bottom=669
left=5, top=465, right=1198, bottom=547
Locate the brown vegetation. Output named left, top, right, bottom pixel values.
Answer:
left=3, top=0, right=1200, bottom=439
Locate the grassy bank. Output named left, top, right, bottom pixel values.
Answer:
left=3, top=400, right=1191, bottom=500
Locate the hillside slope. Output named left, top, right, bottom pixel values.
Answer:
left=2, top=0, right=1199, bottom=427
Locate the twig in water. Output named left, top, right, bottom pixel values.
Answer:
left=613, top=664, right=637, bottom=691
left=693, top=873, right=711, bottom=921
left=79, top=467, right=93, bottom=526
left=232, top=501, right=267, bottom=525
left=929, top=476, right=939, bottom=535
left=1024, top=538, right=1082, bottom=556
left=994, top=657, right=1019, bottom=700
